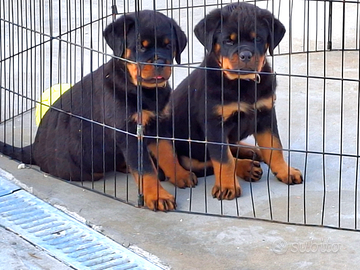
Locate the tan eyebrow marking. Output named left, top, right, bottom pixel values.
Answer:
left=230, top=33, right=237, bottom=41
left=142, top=40, right=150, bottom=47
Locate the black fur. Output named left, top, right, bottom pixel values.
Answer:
left=172, top=3, right=284, bottom=170
left=0, top=10, right=187, bottom=182
left=172, top=3, right=302, bottom=192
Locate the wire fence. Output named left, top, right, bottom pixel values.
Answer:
left=1, top=0, right=360, bottom=231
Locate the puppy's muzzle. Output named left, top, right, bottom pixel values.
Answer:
left=139, top=56, right=172, bottom=87
left=153, top=58, right=167, bottom=73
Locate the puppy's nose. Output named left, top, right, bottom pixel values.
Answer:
left=239, top=51, right=252, bottom=63
left=154, top=58, right=166, bottom=71
left=154, top=58, right=166, bottom=64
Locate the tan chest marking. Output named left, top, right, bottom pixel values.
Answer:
left=131, top=110, right=156, bottom=127
left=214, top=94, right=276, bottom=121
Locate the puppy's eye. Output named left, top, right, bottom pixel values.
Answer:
left=138, top=46, right=146, bottom=52
left=224, top=39, right=234, bottom=46
left=255, top=36, right=262, bottom=43
left=164, top=38, right=172, bottom=48
left=139, top=40, right=149, bottom=52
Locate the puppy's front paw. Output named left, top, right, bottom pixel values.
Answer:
left=235, top=159, right=263, bottom=182
left=274, top=166, right=303, bottom=185
left=169, top=171, right=198, bottom=188
left=212, top=179, right=242, bottom=200
left=145, top=190, right=176, bottom=211
left=140, top=174, right=176, bottom=211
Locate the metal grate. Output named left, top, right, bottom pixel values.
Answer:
left=0, top=177, right=163, bottom=270
left=0, top=173, right=20, bottom=196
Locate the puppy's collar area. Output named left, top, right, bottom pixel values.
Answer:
left=138, top=78, right=168, bottom=88
left=218, top=55, right=266, bottom=83
left=238, top=73, right=261, bottom=83
left=222, top=70, right=262, bottom=83
left=241, top=56, right=265, bottom=83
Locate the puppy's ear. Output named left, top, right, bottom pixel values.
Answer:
left=103, top=14, right=135, bottom=57
left=171, top=19, right=187, bottom=64
left=194, top=9, right=222, bottom=52
left=264, top=16, right=286, bottom=56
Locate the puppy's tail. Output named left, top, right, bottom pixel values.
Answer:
left=0, top=142, right=35, bottom=164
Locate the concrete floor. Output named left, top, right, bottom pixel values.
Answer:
left=1, top=156, right=360, bottom=270
left=0, top=225, right=71, bottom=270
left=2, top=0, right=360, bottom=269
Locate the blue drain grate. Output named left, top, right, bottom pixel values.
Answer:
left=0, top=174, right=20, bottom=197
left=0, top=177, right=163, bottom=270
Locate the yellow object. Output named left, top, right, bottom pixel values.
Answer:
left=35, top=83, right=72, bottom=126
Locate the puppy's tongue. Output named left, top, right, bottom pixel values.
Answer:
left=154, top=76, right=163, bottom=80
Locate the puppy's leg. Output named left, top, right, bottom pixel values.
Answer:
left=148, top=140, right=197, bottom=188
left=132, top=171, right=176, bottom=211
left=209, top=146, right=241, bottom=200
left=179, top=156, right=213, bottom=175
left=255, top=130, right=303, bottom=184
left=125, top=138, right=176, bottom=211
left=230, top=141, right=263, bottom=161
left=234, top=158, right=263, bottom=182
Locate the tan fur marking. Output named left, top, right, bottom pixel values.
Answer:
left=255, top=131, right=286, bottom=174
left=220, top=53, right=267, bottom=80
left=180, top=156, right=213, bottom=171
left=221, top=56, right=240, bottom=80
left=132, top=171, right=175, bottom=211
left=230, top=33, right=237, bottom=41
left=162, top=104, right=171, bottom=118
left=234, top=158, right=262, bottom=181
left=141, top=64, right=171, bottom=80
left=255, top=94, right=276, bottom=111
left=131, top=110, right=155, bottom=126
left=123, top=48, right=138, bottom=85
left=126, top=63, right=138, bottom=86
left=148, top=141, right=197, bottom=188
left=126, top=63, right=170, bottom=88
left=230, top=141, right=263, bottom=161
left=141, top=80, right=168, bottom=88
left=142, top=40, right=150, bottom=48
left=214, top=102, right=252, bottom=120
left=211, top=147, right=241, bottom=199
left=214, top=43, right=221, bottom=53
left=124, top=48, right=171, bottom=87
left=221, top=56, right=235, bottom=70
left=214, top=95, right=276, bottom=121
left=222, top=71, right=242, bottom=80
left=257, top=55, right=266, bottom=72
left=124, top=48, right=131, bottom=59
left=255, top=131, right=303, bottom=185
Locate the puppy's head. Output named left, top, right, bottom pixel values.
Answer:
left=194, top=2, right=285, bottom=80
left=104, top=11, right=187, bottom=88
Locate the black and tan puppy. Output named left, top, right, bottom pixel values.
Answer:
left=172, top=3, right=303, bottom=200
left=0, top=10, right=197, bottom=210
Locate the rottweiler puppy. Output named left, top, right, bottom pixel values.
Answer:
left=0, top=10, right=197, bottom=211
left=172, top=3, right=303, bottom=200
